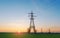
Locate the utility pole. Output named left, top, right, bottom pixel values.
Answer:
left=28, top=11, right=36, bottom=33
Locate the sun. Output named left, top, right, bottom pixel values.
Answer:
left=16, top=30, right=21, bottom=34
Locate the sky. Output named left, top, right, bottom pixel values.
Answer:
left=0, top=0, right=60, bottom=32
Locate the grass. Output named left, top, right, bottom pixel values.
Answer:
left=0, top=33, right=60, bottom=38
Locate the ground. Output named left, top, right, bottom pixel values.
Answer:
left=0, top=33, right=60, bottom=38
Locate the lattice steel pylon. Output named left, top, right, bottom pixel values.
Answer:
left=28, top=11, right=36, bottom=33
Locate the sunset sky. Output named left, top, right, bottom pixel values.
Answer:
left=0, top=0, right=60, bottom=32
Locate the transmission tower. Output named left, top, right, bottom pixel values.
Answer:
left=48, top=28, right=51, bottom=33
left=28, top=11, right=36, bottom=33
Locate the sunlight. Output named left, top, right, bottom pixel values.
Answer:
left=16, top=30, right=21, bottom=34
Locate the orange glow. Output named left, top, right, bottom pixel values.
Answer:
left=0, top=26, right=60, bottom=32
left=16, top=31, right=21, bottom=34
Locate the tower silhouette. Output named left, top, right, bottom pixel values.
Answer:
left=28, top=11, right=36, bottom=33
left=48, top=28, right=51, bottom=33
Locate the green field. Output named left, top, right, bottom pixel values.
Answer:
left=0, top=33, right=60, bottom=38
